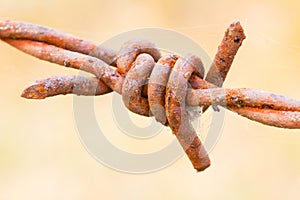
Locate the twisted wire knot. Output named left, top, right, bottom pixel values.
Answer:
left=1, top=20, right=299, bottom=172
left=116, top=40, right=210, bottom=170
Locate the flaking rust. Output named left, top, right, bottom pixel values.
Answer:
left=21, top=75, right=112, bottom=99
left=205, top=21, right=246, bottom=87
left=1, top=20, right=300, bottom=172
left=165, top=55, right=210, bottom=171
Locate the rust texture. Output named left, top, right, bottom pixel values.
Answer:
left=117, top=39, right=161, bottom=74
left=202, top=21, right=246, bottom=112
left=3, top=39, right=125, bottom=94
left=0, top=20, right=117, bottom=64
left=122, top=53, right=155, bottom=116
left=205, top=21, right=246, bottom=87
left=1, top=20, right=300, bottom=172
left=165, top=55, right=210, bottom=171
left=188, top=88, right=300, bottom=111
left=21, top=75, right=112, bottom=99
left=148, top=54, right=179, bottom=125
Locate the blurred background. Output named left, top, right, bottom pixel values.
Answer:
left=1, top=0, right=300, bottom=199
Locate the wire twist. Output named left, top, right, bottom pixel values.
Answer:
left=1, top=20, right=299, bottom=172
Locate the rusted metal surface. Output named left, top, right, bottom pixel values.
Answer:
left=122, top=53, right=155, bottom=116
left=165, top=55, right=210, bottom=171
left=148, top=54, right=179, bottom=125
left=117, top=39, right=161, bottom=74
left=0, top=20, right=117, bottom=64
left=1, top=20, right=300, bottom=172
left=187, top=87, right=300, bottom=129
left=21, top=75, right=112, bottom=99
left=3, top=39, right=124, bottom=94
left=188, top=88, right=300, bottom=111
left=202, top=21, right=246, bottom=112
left=205, top=21, right=246, bottom=87
left=229, top=107, right=300, bottom=129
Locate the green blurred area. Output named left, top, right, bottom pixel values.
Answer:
left=0, top=0, right=300, bottom=200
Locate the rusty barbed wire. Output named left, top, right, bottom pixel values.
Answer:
left=0, top=20, right=299, bottom=172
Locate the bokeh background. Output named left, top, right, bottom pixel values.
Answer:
left=1, top=0, right=300, bottom=199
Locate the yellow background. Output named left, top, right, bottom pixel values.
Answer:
left=1, top=0, right=300, bottom=199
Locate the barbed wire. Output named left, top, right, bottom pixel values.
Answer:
left=0, top=20, right=299, bottom=172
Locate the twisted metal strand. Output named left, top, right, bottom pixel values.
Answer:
left=0, top=20, right=117, bottom=64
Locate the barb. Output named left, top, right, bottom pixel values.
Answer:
left=205, top=21, right=245, bottom=87
left=1, top=20, right=299, bottom=172
left=21, top=75, right=112, bottom=99
left=203, top=21, right=245, bottom=112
